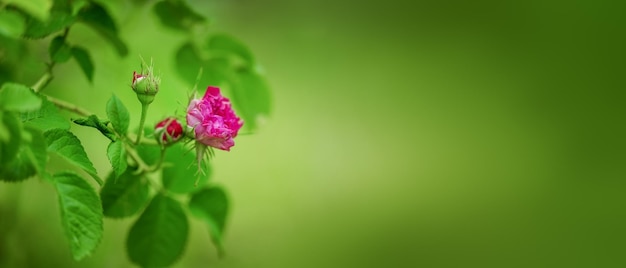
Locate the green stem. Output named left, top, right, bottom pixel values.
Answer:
left=127, top=133, right=158, bottom=145
left=45, top=95, right=92, bottom=116
left=124, top=141, right=166, bottom=174
left=31, top=65, right=54, bottom=93
left=135, top=103, right=149, bottom=144
left=32, top=28, right=69, bottom=92
left=124, top=142, right=151, bottom=173
left=154, top=147, right=166, bottom=171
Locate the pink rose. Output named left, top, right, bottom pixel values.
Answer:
left=186, top=86, right=243, bottom=151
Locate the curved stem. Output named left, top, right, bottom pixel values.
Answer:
left=45, top=95, right=92, bottom=116
left=124, top=142, right=151, bottom=173
left=31, top=66, right=54, bottom=93
left=32, top=28, right=69, bottom=93
left=135, top=103, right=149, bottom=144
left=154, top=147, right=166, bottom=171
left=127, top=133, right=159, bottom=145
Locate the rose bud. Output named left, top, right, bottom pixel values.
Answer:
left=154, top=117, right=183, bottom=145
left=131, top=64, right=160, bottom=105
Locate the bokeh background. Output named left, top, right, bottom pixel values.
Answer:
left=1, top=0, right=626, bottom=267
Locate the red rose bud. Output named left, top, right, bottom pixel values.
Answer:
left=154, top=117, right=183, bottom=145
left=132, top=71, right=146, bottom=87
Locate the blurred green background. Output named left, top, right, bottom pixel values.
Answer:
left=2, top=0, right=626, bottom=267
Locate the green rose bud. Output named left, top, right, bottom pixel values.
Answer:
left=131, top=66, right=160, bottom=105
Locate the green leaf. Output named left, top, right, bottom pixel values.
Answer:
left=0, top=146, right=36, bottom=182
left=72, top=115, right=115, bottom=141
left=53, top=172, right=103, bottom=261
left=4, top=0, right=51, bottom=21
left=0, top=111, right=22, bottom=164
left=206, top=34, right=255, bottom=66
left=202, top=58, right=231, bottom=88
left=189, top=186, right=229, bottom=255
left=51, top=0, right=73, bottom=14
left=127, top=194, right=189, bottom=267
left=0, top=31, right=27, bottom=84
left=230, top=68, right=272, bottom=131
left=22, top=126, right=47, bottom=177
left=49, top=35, right=72, bottom=63
left=135, top=143, right=161, bottom=166
left=45, top=129, right=101, bottom=184
left=100, top=170, right=150, bottom=218
left=21, top=94, right=70, bottom=132
left=153, top=0, right=206, bottom=31
left=106, top=94, right=129, bottom=135
left=0, top=126, right=47, bottom=182
left=175, top=41, right=204, bottom=86
left=0, top=83, right=42, bottom=112
left=77, top=2, right=128, bottom=56
left=13, top=6, right=76, bottom=39
left=71, top=46, right=94, bottom=82
left=0, top=10, right=26, bottom=38
left=106, top=140, right=127, bottom=178
left=162, top=143, right=211, bottom=193
left=175, top=42, right=230, bottom=88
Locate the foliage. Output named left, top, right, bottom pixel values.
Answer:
left=0, top=0, right=271, bottom=266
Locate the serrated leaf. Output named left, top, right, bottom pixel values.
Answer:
left=21, top=94, right=70, bottom=132
left=53, top=172, right=103, bottom=260
left=4, top=0, right=51, bottom=21
left=0, top=83, right=42, bottom=112
left=72, top=115, right=102, bottom=128
left=101, top=170, right=150, bottom=218
left=127, top=194, right=189, bottom=267
left=0, top=111, right=22, bottom=163
left=0, top=10, right=26, bottom=38
left=189, top=186, right=229, bottom=255
left=0, top=125, right=47, bottom=182
left=49, top=35, right=72, bottom=63
left=72, top=115, right=115, bottom=141
left=77, top=2, right=127, bottom=56
left=206, top=34, right=254, bottom=66
left=106, top=140, right=127, bottom=178
left=71, top=46, right=94, bottom=82
left=230, top=68, right=272, bottom=131
left=106, top=95, right=129, bottom=135
left=0, top=113, right=9, bottom=143
left=45, top=129, right=101, bottom=185
left=153, top=0, right=206, bottom=31
left=162, top=143, right=210, bottom=193
left=13, top=6, right=76, bottom=39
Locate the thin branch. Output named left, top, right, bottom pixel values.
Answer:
left=32, top=28, right=70, bottom=93
left=124, top=142, right=151, bottom=174
left=135, top=103, right=149, bottom=144
left=127, top=133, right=159, bottom=146
left=46, top=95, right=92, bottom=117
left=31, top=63, right=55, bottom=93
